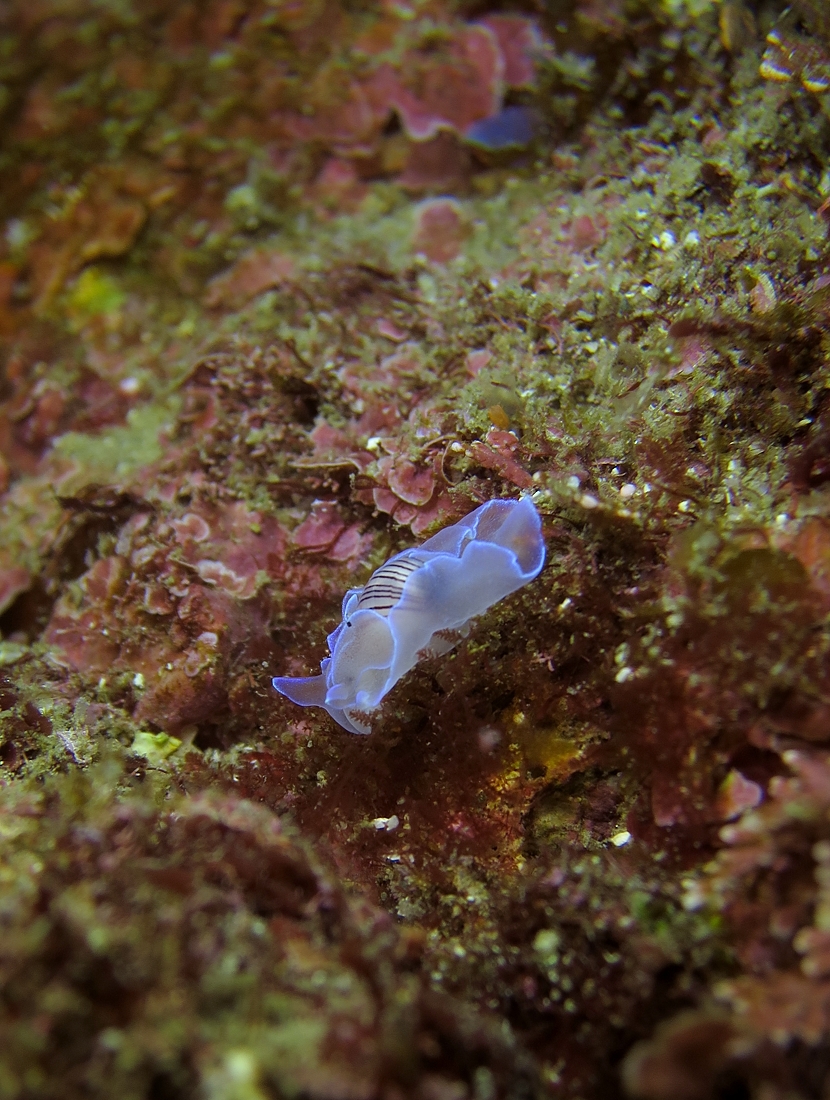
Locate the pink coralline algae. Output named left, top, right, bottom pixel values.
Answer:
left=170, top=502, right=286, bottom=601
left=412, top=198, right=469, bottom=263
left=204, top=247, right=295, bottom=310
left=622, top=749, right=830, bottom=1093
left=0, top=353, right=130, bottom=479
left=366, top=439, right=459, bottom=535
left=378, top=453, right=438, bottom=508
left=304, top=344, right=473, bottom=535
left=396, top=132, right=473, bottom=194
left=477, top=15, right=543, bottom=88
left=470, top=428, right=535, bottom=491
left=371, top=25, right=503, bottom=142
left=291, top=501, right=372, bottom=563
left=280, top=13, right=545, bottom=162
left=311, top=157, right=368, bottom=213
left=0, top=559, right=30, bottom=617
left=42, top=500, right=290, bottom=732
left=372, top=483, right=459, bottom=536
left=282, top=62, right=390, bottom=148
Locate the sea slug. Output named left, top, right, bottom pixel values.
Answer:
left=273, top=496, right=545, bottom=734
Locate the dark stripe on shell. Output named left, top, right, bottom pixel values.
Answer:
left=356, top=555, right=424, bottom=615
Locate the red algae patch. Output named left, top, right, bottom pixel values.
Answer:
left=0, top=560, right=30, bottom=616
left=397, top=132, right=473, bottom=193
left=373, top=25, right=503, bottom=141
left=469, top=428, right=534, bottom=490
left=292, top=501, right=372, bottom=562
left=205, top=247, right=295, bottom=310
left=478, top=14, right=543, bottom=88
left=411, top=198, right=469, bottom=263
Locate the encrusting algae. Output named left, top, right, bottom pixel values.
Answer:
left=2, top=0, right=830, bottom=1097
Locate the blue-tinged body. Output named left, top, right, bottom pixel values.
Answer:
left=465, top=106, right=538, bottom=150
left=273, top=497, right=546, bottom=734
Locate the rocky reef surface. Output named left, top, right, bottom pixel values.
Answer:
left=2, top=1, right=830, bottom=1097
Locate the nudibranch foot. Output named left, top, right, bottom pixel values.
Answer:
left=273, top=496, right=545, bottom=734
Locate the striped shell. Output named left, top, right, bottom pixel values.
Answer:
left=352, top=553, right=425, bottom=617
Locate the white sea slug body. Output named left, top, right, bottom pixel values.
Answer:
left=273, top=496, right=546, bottom=733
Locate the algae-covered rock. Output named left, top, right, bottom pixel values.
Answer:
left=0, top=765, right=540, bottom=1099
left=3, top=0, right=830, bottom=1096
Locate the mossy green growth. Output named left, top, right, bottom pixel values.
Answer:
left=0, top=765, right=407, bottom=1100
left=130, top=730, right=182, bottom=763
left=67, top=267, right=126, bottom=321
left=53, top=397, right=179, bottom=483
left=0, top=642, right=28, bottom=666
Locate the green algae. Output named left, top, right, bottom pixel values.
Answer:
left=130, top=730, right=182, bottom=763
left=0, top=641, right=27, bottom=666
left=52, top=397, right=179, bottom=483
left=66, top=267, right=127, bottom=322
